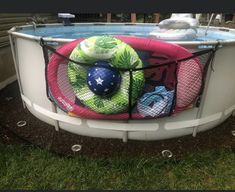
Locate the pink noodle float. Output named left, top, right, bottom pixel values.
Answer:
left=47, top=36, right=203, bottom=120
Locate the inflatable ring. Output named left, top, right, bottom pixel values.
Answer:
left=67, top=36, right=145, bottom=114
left=149, top=28, right=197, bottom=41
left=158, top=20, right=191, bottom=29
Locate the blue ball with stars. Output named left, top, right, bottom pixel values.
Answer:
left=87, top=61, right=122, bottom=97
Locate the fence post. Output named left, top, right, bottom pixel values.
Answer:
left=107, top=13, right=112, bottom=22
left=131, top=13, right=136, bottom=23
left=153, top=13, right=160, bottom=23
left=233, top=13, right=235, bottom=22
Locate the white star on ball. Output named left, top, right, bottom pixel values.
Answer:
left=95, top=77, right=104, bottom=85
left=104, top=88, right=109, bottom=92
left=88, top=81, right=92, bottom=86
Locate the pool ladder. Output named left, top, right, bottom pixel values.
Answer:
left=205, top=13, right=214, bottom=36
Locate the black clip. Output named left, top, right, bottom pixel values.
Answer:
left=39, top=37, right=45, bottom=47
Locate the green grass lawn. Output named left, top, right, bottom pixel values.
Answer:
left=0, top=143, right=234, bottom=190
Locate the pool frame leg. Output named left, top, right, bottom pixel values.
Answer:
left=51, top=102, right=60, bottom=131
left=192, top=46, right=218, bottom=137
left=9, top=33, right=26, bottom=109
left=122, top=131, right=128, bottom=142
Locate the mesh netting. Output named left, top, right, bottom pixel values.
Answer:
left=41, top=38, right=216, bottom=120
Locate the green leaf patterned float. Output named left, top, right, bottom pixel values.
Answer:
left=68, top=36, right=145, bottom=114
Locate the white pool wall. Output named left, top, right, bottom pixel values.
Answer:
left=8, top=23, right=235, bottom=141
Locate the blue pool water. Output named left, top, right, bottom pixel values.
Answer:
left=18, top=24, right=235, bottom=41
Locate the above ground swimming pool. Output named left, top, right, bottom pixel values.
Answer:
left=8, top=23, right=235, bottom=142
